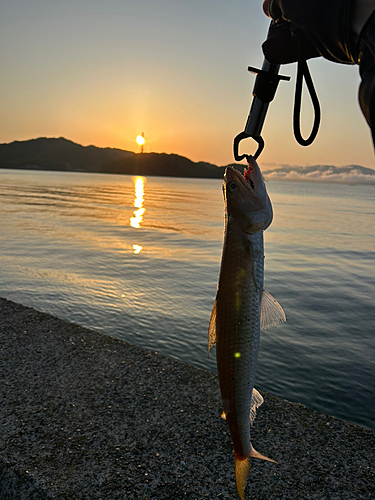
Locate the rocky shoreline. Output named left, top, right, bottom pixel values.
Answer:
left=1, top=297, right=374, bottom=499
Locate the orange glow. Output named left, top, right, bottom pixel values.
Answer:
left=134, top=177, right=145, bottom=208
left=130, top=177, right=146, bottom=254
left=136, top=134, right=145, bottom=146
left=130, top=207, right=145, bottom=229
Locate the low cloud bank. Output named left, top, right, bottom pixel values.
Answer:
left=263, top=164, right=375, bottom=185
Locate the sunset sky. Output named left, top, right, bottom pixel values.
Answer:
left=1, top=0, right=374, bottom=168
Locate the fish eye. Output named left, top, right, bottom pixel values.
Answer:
left=228, top=181, right=237, bottom=192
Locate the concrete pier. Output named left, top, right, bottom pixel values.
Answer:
left=0, top=297, right=374, bottom=499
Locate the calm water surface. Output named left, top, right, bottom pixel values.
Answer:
left=0, top=169, right=374, bottom=430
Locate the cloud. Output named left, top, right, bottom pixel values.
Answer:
left=263, top=164, right=375, bottom=185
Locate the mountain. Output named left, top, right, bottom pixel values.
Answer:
left=0, top=137, right=226, bottom=179
left=0, top=137, right=134, bottom=173
left=1, top=138, right=373, bottom=184
left=100, top=152, right=225, bottom=178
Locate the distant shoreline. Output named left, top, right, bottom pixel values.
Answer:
left=0, top=164, right=226, bottom=180
left=1, top=137, right=374, bottom=184
left=2, top=164, right=375, bottom=186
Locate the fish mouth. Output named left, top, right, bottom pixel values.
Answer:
left=225, top=158, right=258, bottom=193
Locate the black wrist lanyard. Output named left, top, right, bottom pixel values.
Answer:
left=233, top=58, right=321, bottom=162
left=293, top=59, right=321, bottom=146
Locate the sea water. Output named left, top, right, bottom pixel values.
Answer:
left=0, top=168, right=374, bottom=430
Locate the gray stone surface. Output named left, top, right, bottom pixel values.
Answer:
left=0, top=297, right=374, bottom=499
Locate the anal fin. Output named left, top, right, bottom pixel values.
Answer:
left=208, top=299, right=217, bottom=355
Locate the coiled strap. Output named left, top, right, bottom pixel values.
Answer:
left=293, top=60, right=321, bottom=146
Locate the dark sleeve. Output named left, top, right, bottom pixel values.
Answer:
left=358, top=11, right=375, bottom=148
left=266, top=0, right=358, bottom=64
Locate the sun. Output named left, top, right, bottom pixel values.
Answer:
left=136, top=134, right=145, bottom=146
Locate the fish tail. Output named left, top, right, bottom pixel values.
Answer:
left=249, top=443, right=277, bottom=464
left=234, top=446, right=277, bottom=499
left=234, top=454, right=251, bottom=500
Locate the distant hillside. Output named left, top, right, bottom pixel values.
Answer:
left=0, top=137, right=226, bottom=179
left=0, top=137, right=134, bottom=173
left=100, top=152, right=226, bottom=178
left=2, top=138, right=372, bottom=184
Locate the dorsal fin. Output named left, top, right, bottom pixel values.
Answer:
left=249, top=388, right=264, bottom=425
left=260, top=290, right=286, bottom=330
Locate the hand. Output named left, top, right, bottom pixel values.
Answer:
left=262, top=19, right=320, bottom=64
left=261, top=0, right=358, bottom=65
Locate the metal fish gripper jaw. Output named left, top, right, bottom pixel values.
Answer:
left=233, top=60, right=290, bottom=161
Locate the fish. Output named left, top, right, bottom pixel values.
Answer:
left=208, top=157, right=285, bottom=499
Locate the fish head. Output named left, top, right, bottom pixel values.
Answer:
left=223, top=157, right=273, bottom=234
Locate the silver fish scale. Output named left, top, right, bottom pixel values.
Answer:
left=215, top=221, right=265, bottom=459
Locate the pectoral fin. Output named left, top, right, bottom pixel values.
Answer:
left=208, top=300, right=217, bottom=355
left=260, top=290, right=286, bottom=330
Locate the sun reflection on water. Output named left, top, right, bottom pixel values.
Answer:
left=133, top=244, right=143, bottom=254
left=130, top=207, right=145, bottom=229
left=130, top=176, right=146, bottom=254
left=134, top=177, right=145, bottom=209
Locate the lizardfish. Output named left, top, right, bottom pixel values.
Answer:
left=208, top=157, right=285, bottom=499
